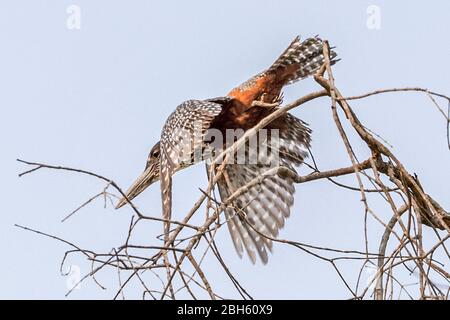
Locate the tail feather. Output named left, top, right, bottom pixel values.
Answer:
left=267, top=36, right=338, bottom=85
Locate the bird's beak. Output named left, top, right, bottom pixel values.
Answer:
left=115, top=165, right=158, bottom=209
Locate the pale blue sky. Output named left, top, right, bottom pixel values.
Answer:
left=0, top=1, right=449, bottom=299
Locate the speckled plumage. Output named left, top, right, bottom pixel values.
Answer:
left=158, top=37, right=334, bottom=263
left=213, top=115, right=310, bottom=264
left=119, top=36, right=337, bottom=264
left=160, top=97, right=311, bottom=263
left=160, top=100, right=224, bottom=220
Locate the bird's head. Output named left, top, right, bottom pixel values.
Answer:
left=115, top=142, right=161, bottom=209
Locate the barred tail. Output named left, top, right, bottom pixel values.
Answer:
left=267, top=36, right=338, bottom=85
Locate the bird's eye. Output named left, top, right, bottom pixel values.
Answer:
left=152, top=150, right=160, bottom=158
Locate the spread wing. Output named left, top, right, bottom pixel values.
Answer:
left=213, top=113, right=311, bottom=264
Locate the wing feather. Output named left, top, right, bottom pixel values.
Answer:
left=160, top=99, right=223, bottom=220
left=214, top=113, right=310, bottom=264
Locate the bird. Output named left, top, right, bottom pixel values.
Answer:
left=116, top=36, right=337, bottom=264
